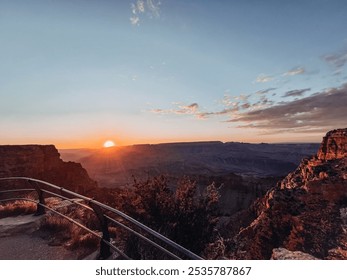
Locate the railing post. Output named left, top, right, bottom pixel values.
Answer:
left=28, top=180, right=46, bottom=215
left=89, top=202, right=111, bottom=259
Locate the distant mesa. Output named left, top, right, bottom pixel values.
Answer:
left=59, top=141, right=320, bottom=189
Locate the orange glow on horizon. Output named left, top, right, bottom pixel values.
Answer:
left=39, top=130, right=324, bottom=150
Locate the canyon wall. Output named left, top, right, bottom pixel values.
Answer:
left=0, top=145, right=97, bottom=193
left=226, top=128, right=347, bottom=259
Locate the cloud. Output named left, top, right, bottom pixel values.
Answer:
left=256, top=88, right=277, bottom=95
left=130, top=0, right=161, bottom=25
left=249, top=95, right=274, bottom=110
left=283, top=67, right=305, bottom=76
left=227, top=84, right=347, bottom=133
left=147, top=0, right=161, bottom=17
left=137, top=0, right=145, bottom=13
left=150, top=99, right=243, bottom=120
left=255, top=74, right=274, bottom=83
left=282, top=88, right=311, bottom=98
left=241, top=103, right=251, bottom=109
left=130, top=15, right=140, bottom=25
left=323, top=49, right=347, bottom=74
left=197, top=107, right=239, bottom=120
left=178, top=103, right=199, bottom=114
left=150, top=108, right=165, bottom=114
left=150, top=102, right=200, bottom=116
left=150, top=92, right=267, bottom=121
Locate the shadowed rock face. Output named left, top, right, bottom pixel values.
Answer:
left=0, top=145, right=97, bottom=193
left=227, top=128, right=347, bottom=260
left=60, top=142, right=319, bottom=188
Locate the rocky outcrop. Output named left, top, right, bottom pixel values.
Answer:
left=271, top=248, right=318, bottom=260
left=0, top=145, right=97, bottom=193
left=227, top=128, right=347, bottom=259
left=317, top=129, right=347, bottom=160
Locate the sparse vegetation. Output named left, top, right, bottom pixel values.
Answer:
left=119, top=175, right=220, bottom=259
left=0, top=175, right=221, bottom=259
left=0, top=200, right=36, bottom=218
left=38, top=202, right=102, bottom=258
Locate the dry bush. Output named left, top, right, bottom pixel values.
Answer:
left=68, top=226, right=99, bottom=250
left=120, top=175, right=220, bottom=259
left=0, top=200, right=37, bottom=218
left=40, top=215, right=73, bottom=242
left=38, top=204, right=101, bottom=257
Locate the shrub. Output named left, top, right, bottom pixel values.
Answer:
left=0, top=200, right=36, bottom=218
left=121, top=176, right=220, bottom=259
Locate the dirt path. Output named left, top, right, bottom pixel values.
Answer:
left=0, top=215, right=77, bottom=260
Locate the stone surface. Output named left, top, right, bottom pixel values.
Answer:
left=317, top=129, right=347, bottom=160
left=226, top=128, right=347, bottom=260
left=271, top=248, right=319, bottom=260
left=0, top=214, right=43, bottom=237
left=0, top=214, right=78, bottom=260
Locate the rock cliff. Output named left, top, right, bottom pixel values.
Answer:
left=317, top=129, right=347, bottom=160
left=227, top=128, right=347, bottom=259
left=0, top=145, right=97, bottom=193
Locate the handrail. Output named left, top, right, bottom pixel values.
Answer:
left=0, top=177, right=203, bottom=260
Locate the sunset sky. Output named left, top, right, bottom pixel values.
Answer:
left=1, top=0, right=347, bottom=148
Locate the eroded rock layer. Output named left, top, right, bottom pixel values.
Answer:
left=228, top=128, right=347, bottom=259
left=0, top=145, right=97, bottom=193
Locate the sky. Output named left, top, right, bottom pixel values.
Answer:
left=1, top=0, right=347, bottom=148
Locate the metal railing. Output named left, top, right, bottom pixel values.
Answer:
left=0, top=177, right=203, bottom=260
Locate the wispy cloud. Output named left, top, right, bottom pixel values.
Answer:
left=150, top=102, right=200, bottom=116
left=282, top=88, right=311, bottom=98
left=221, top=94, right=247, bottom=107
left=130, top=0, right=161, bottom=25
left=197, top=107, right=240, bottom=120
left=323, top=49, right=347, bottom=75
left=227, top=84, right=347, bottom=133
left=177, top=103, right=199, bottom=114
left=147, top=0, right=161, bottom=17
left=130, top=16, right=140, bottom=25
left=256, top=88, right=276, bottom=94
left=255, top=74, right=274, bottom=83
left=150, top=88, right=280, bottom=122
left=283, top=67, right=305, bottom=76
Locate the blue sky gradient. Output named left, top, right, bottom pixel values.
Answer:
left=1, top=0, right=347, bottom=147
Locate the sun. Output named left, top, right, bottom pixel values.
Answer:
left=103, top=140, right=116, bottom=148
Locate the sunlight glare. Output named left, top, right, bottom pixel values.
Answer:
left=103, top=140, right=116, bottom=148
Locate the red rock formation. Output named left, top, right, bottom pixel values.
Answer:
left=0, top=145, right=97, bottom=194
left=271, top=247, right=318, bottom=260
left=317, top=129, right=347, bottom=160
left=227, top=128, right=347, bottom=259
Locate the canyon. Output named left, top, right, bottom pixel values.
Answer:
left=224, top=128, right=347, bottom=259
left=60, top=142, right=319, bottom=188
left=1, top=129, right=346, bottom=259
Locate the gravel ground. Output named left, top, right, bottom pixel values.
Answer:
left=0, top=214, right=77, bottom=260
left=0, top=234, right=78, bottom=260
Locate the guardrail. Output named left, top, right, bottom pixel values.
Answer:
left=0, top=177, right=203, bottom=260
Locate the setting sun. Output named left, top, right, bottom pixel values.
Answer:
left=103, top=140, right=116, bottom=148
